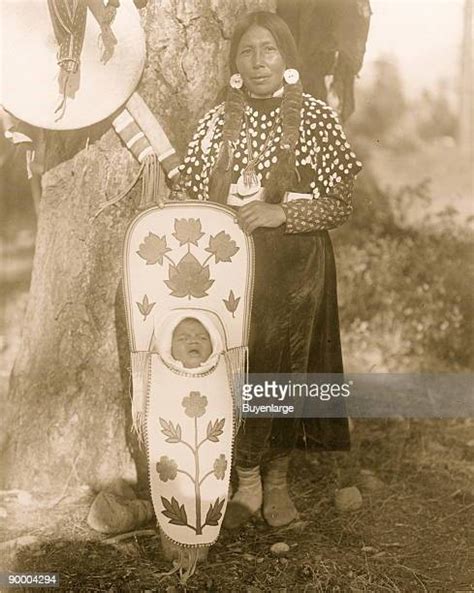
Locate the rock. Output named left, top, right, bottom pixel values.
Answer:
left=270, top=542, right=290, bottom=556
left=335, top=487, right=363, bottom=512
left=87, top=491, right=154, bottom=534
left=361, top=546, right=378, bottom=553
left=358, top=471, right=385, bottom=493
left=243, top=553, right=255, bottom=562
left=0, top=535, right=40, bottom=553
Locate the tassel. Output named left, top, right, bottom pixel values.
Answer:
left=140, top=153, right=162, bottom=209
left=179, top=548, right=199, bottom=584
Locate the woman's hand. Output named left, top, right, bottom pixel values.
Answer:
left=236, top=201, right=286, bottom=234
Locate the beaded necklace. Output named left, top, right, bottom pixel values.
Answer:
left=236, top=110, right=281, bottom=197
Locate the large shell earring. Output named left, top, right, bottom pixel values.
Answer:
left=283, top=68, right=300, bottom=85
left=230, top=73, right=243, bottom=89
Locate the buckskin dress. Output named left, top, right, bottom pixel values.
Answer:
left=179, top=93, right=362, bottom=460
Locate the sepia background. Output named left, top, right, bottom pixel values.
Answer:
left=0, top=0, right=472, bottom=591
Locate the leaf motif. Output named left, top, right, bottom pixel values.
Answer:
left=137, top=232, right=171, bottom=265
left=164, top=252, right=214, bottom=299
left=173, top=218, right=205, bottom=246
left=223, top=290, right=240, bottom=317
left=159, top=418, right=182, bottom=443
left=136, top=294, right=156, bottom=321
left=161, top=496, right=188, bottom=526
left=205, top=231, right=239, bottom=263
left=204, top=497, right=226, bottom=526
left=206, top=418, right=225, bottom=443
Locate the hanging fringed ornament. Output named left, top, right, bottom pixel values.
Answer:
left=94, top=93, right=182, bottom=218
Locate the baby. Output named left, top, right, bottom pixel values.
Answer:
left=171, top=317, right=213, bottom=369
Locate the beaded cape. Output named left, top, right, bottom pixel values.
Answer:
left=181, top=93, right=362, bottom=208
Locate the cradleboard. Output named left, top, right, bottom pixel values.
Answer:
left=122, top=202, right=254, bottom=576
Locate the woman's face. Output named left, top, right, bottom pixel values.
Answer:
left=235, top=25, right=286, bottom=98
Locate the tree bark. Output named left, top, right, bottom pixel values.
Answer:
left=0, top=0, right=274, bottom=493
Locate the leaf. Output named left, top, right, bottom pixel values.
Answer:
left=206, top=418, right=225, bottom=443
left=164, top=252, right=214, bottom=299
left=137, top=232, right=171, bottom=265
left=172, top=218, right=205, bottom=246
left=223, top=290, right=240, bottom=317
left=161, top=496, right=188, bottom=526
left=204, top=497, right=226, bottom=526
left=159, top=418, right=182, bottom=443
left=136, top=294, right=156, bottom=320
left=205, top=231, right=239, bottom=263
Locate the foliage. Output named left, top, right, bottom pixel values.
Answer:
left=334, top=174, right=473, bottom=371
left=349, top=58, right=459, bottom=154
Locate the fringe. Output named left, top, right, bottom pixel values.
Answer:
left=130, top=351, right=150, bottom=445
left=92, top=153, right=163, bottom=220
left=178, top=547, right=199, bottom=584
left=92, top=161, right=145, bottom=220
left=224, top=346, right=248, bottom=429
left=140, top=153, right=161, bottom=209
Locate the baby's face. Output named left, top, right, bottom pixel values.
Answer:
left=171, top=318, right=212, bottom=368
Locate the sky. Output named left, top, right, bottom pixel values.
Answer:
left=361, top=0, right=466, bottom=96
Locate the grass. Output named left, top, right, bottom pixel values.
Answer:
left=1, top=419, right=473, bottom=592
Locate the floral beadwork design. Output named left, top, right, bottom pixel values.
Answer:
left=137, top=218, right=240, bottom=302
left=156, top=390, right=228, bottom=535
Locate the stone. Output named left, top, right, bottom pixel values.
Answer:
left=270, top=542, right=290, bottom=556
left=87, top=491, right=153, bottom=534
left=358, top=471, right=385, bottom=493
left=334, top=487, right=363, bottom=512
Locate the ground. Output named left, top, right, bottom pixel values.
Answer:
left=1, top=143, right=473, bottom=592
left=1, top=419, right=473, bottom=592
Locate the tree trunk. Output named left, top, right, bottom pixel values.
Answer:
left=0, top=0, right=274, bottom=493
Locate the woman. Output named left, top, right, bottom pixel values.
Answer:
left=176, top=11, right=362, bottom=530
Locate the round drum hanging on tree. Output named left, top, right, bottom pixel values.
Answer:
left=0, top=0, right=146, bottom=130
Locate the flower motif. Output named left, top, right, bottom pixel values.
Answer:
left=213, top=454, right=227, bottom=480
left=205, top=231, right=239, bottom=263
left=156, top=456, right=178, bottom=482
left=137, top=232, right=171, bottom=265
left=172, top=218, right=205, bottom=246
left=182, top=391, right=208, bottom=418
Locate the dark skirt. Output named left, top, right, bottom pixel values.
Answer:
left=236, top=225, right=350, bottom=464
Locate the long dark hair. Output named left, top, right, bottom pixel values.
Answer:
left=209, top=11, right=304, bottom=205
